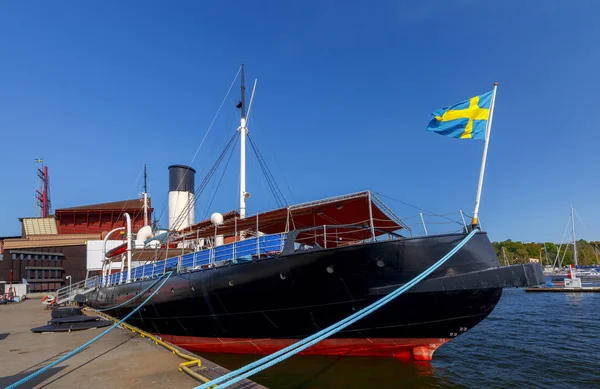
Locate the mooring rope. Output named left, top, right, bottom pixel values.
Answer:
left=5, top=271, right=173, bottom=389
left=95, top=272, right=171, bottom=312
left=196, top=229, right=480, bottom=388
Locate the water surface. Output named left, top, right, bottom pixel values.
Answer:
left=205, top=289, right=600, bottom=388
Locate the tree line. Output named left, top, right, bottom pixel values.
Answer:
left=492, top=239, right=600, bottom=267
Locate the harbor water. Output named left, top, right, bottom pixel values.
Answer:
left=204, top=289, right=599, bottom=388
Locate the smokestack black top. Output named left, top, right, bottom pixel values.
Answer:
left=168, top=165, right=196, bottom=192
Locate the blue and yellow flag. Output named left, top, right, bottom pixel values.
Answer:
left=426, top=90, right=493, bottom=140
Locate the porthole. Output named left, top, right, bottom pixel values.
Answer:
left=376, top=260, right=385, bottom=268
left=280, top=273, right=287, bottom=280
left=326, top=266, right=334, bottom=274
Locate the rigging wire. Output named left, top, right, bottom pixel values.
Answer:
left=574, top=208, right=589, bottom=236
left=248, top=134, right=287, bottom=207
left=375, top=192, right=463, bottom=226
left=553, top=213, right=572, bottom=268
left=169, top=132, right=240, bottom=232
left=203, top=134, right=239, bottom=219
left=248, top=116, right=297, bottom=203
left=248, top=143, right=273, bottom=213
left=155, top=66, right=242, bottom=225
left=102, top=68, right=242, bottom=266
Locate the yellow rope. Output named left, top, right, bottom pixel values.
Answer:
left=85, top=308, right=211, bottom=384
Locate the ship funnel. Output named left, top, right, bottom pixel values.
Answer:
left=168, top=165, right=196, bottom=230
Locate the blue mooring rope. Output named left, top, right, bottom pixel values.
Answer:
left=5, top=271, right=173, bottom=389
left=196, top=229, right=480, bottom=388
left=96, top=272, right=170, bottom=312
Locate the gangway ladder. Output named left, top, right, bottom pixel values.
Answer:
left=55, top=276, right=100, bottom=304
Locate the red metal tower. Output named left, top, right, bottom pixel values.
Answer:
left=35, top=162, right=51, bottom=217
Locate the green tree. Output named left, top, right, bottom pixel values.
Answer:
left=492, top=239, right=600, bottom=266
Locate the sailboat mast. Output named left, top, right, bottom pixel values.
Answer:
left=571, top=206, right=577, bottom=267
left=239, top=64, right=248, bottom=219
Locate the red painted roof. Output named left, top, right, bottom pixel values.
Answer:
left=56, top=198, right=152, bottom=212
left=175, top=191, right=407, bottom=246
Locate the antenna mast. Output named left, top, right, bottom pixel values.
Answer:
left=35, top=160, right=50, bottom=218
left=239, top=64, right=249, bottom=219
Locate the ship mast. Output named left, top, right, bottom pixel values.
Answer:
left=571, top=206, right=577, bottom=267
left=239, top=64, right=248, bottom=219
left=143, top=164, right=149, bottom=226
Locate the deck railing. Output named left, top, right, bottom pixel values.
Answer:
left=292, top=224, right=404, bottom=249
left=401, top=210, right=472, bottom=237
left=101, top=232, right=287, bottom=287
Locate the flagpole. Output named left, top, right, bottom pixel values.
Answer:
left=471, top=82, right=498, bottom=228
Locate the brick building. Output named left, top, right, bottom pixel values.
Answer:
left=0, top=199, right=153, bottom=292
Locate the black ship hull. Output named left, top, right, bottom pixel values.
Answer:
left=85, top=232, right=543, bottom=361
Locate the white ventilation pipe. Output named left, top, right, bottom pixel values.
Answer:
left=102, top=226, right=125, bottom=286
left=125, top=212, right=132, bottom=283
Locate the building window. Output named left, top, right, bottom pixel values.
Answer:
left=19, top=254, right=24, bottom=260
left=26, top=254, right=31, bottom=260
left=41, top=255, right=46, bottom=261
left=12, top=253, right=17, bottom=260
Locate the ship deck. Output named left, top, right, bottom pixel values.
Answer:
left=0, top=300, right=267, bottom=389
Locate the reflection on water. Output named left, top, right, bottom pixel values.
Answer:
left=564, top=292, right=586, bottom=304
left=204, top=290, right=599, bottom=389
left=204, top=352, right=465, bottom=389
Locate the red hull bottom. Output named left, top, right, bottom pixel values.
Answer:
left=160, top=335, right=449, bottom=362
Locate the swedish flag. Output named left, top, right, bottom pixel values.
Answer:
left=35, top=158, right=43, bottom=163
left=426, top=90, right=493, bottom=140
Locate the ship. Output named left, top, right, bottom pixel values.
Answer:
left=81, top=66, right=544, bottom=361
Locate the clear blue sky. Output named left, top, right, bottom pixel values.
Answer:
left=1, top=1, right=598, bottom=243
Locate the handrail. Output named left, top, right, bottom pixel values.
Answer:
left=56, top=276, right=99, bottom=304
left=293, top=224, right=404, bottom=238
left=100, top=232, right=287, bottom=288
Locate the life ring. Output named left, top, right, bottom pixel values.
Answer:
left=41, top=295, right=56, bottom=305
